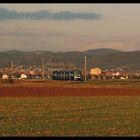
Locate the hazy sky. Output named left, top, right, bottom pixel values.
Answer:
left=0, top=4, right=140, bottom=52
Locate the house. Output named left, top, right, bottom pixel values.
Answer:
left=105, top=71, right=121, bottom=76
left=2, top=74, right=9, bottom=80
left=90, top=67, right=102, bottom=75
left=20, top=73, right=27, bottom=79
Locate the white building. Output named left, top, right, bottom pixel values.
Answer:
left=20, top=74, right=27, bottom=79
left=90, top=67, right=102, bottom=75
left=2, top=74, right=9, bottom=80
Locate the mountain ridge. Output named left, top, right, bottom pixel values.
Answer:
left=0, top=48, right=139, bottom=72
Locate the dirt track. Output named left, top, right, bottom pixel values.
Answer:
left=0, top=87, right=140, bottom=97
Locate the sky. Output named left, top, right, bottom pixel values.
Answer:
left=0, top=3, right=140, bottom=52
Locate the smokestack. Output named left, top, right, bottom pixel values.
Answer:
left=11, top=60, right=14, bottom=78
left=84, top=55, right=87, bottom=81
left=42, top=58, right=45, bottom=80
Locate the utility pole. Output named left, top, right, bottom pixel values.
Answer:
left=11, top=60, right=14, bottom=79
left=42, top=58, right=45, bottom=80
left=84, top=55, right=87, bottom=81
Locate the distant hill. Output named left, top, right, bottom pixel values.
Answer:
left=85, top=48, right=123, bottom=57
left=88, top=50, right=140, bottom=72
left=0, top=48, right=139, bottom=72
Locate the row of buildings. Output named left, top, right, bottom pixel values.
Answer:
left=0, top=65, right=140, bottom=80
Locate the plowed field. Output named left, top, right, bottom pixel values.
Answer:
left=0, top=87, right=140, bottom=97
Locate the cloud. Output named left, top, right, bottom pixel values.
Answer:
left=0, top=30, right=70, bottom=38
left=0, top=7, right=102, bottom=20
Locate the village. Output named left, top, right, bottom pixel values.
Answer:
left=0, top=61, right=140, bottom=82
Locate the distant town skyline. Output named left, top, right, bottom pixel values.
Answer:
left=0, top=4, right=140, bottom=52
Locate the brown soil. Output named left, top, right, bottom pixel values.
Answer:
left=0, top=87, right=140, bottom=97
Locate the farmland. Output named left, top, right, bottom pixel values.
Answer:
left=0, top=79, right=140, bottom=136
